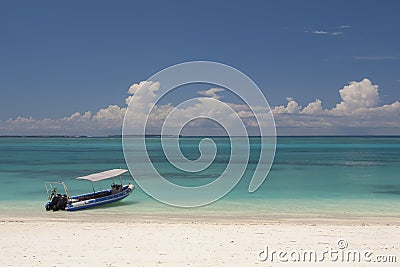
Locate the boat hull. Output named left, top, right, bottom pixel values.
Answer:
left=65, top=184, right=134, bottom=211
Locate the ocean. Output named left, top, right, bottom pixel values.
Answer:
left=0, top=136, right=399, bottom=219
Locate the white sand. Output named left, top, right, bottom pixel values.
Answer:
left=0, top=216, right=399, bottom=266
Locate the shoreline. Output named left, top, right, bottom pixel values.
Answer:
left=1, top=212, right=399, bottom=225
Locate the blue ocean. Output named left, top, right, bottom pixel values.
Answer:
left=0, top=137, right=399, bottom=219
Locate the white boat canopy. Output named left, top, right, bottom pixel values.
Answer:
left=76, top=169, right=128, bottom=182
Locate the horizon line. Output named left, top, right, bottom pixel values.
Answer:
left=1, top=135, right=400, bottom=138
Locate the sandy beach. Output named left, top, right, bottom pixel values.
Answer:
left=2, top=0, right=400, bottom=265
left=1, top=215, right=398, bottom=267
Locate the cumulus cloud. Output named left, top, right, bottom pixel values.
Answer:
left=271, top=78, right=400, bottom=134
left=272, top=97, right=302, bottom=114
left=0, top=78, right=399, bottom=136
left=301, top=99, right=323, bottom=114
left=93, top=105, right=126, bottom=128
left=272, top=79, right=383, bottom=115
left=198, top=88, right=224, bottom=99
left=330, top=78, right=379, bottom=114
left=125, top=81, right=160, bottom=106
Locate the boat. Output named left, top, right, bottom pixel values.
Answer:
left=44, top=169, right=135, bottom=211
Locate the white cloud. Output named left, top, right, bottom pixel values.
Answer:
left=198, top=88, right=224, bottom=99
left=313, top=30, right=329, bottom=35
left=64, top=111, right=92, bottom=122
left=330, top=78, right=379, bottom=114
left=301, top=99, right=323, bottom=114
left=93, top=105, right=126, bottom=129
left=312, top=30, right=342, bottom=36
left=272, top=78, right=383, bottom=115
left=1, top=78, right=399, bottom=136
left=272, top=97, right=301, bottom=114
left=271, top=78, right=400, bottom=134
left=311, top=26, right=349, bottom=36
left=125, top=81, right=160, bottom=107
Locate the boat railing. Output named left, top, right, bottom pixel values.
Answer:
left=44, top=181, right=71, bottom=200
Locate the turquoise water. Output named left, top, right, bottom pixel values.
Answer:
left=0, top=137, right=399, bottom=218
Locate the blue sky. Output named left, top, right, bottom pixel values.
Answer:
left=0, top=1, right=399, bottom=135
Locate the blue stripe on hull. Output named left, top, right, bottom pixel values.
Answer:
left=65, top=186, right=133, bottom=211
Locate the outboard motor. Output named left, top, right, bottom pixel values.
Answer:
left=55, top=195, right=68, bottom=211
left=46, top=194, right=61, bottom=211
left=45, top=193, right=68, bottom=211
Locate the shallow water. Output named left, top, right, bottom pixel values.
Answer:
left=0, top=136, right=399, bottom=218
